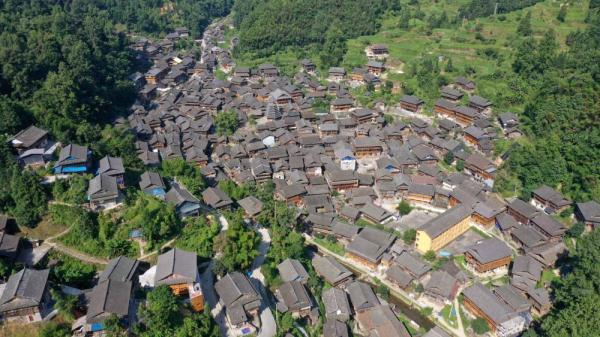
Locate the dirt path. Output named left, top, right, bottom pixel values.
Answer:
left=44, top=241, right=109, bottom=265
left=43, top=224, right=109, bottom=265
left=138, top=238, right=177, bottom=261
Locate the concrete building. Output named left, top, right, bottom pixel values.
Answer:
left=415, top=206, right=471, bottom=253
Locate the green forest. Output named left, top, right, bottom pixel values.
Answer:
left=495, top=7, right=600, bottom=202
left=98, top=0, right=234, bottom=37
left=232, top=0, right=399, bottom=67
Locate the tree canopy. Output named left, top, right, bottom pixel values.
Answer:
left=233, top=0, right=396, bottom=59
left=496, top=13, right=600, bottom=201
left=214, top=110, right=239, bottom=136
left=214, top=210, right=260, bottom=273
left=124, top=193, right=181, bottom=250
left=135, top=285, right=221, bottom=337
left=526, top=230, right=600, bottom=337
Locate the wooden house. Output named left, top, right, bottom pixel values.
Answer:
left=399, top=95, right=424, bottom=113
left=465, top=238, right=512, bottom=273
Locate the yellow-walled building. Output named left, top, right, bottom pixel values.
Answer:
left=416, top=206, right=472, bottom=253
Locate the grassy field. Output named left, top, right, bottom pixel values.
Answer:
left=0, top=322, right=43, bottom=337
left=313, top=237, right=345, bottom=255
left=540, top=269, right=561, bottom=286
left=19, top=215, right=68, bottom=240
left=343, top=0, right=589, bottom=109
left=441, top=304, right=458, bottom=328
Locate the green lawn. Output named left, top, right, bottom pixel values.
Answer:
left=470, top=226, right=492, bottom=239
left=441, top=304, right=458, bottom=328
left=454, top=255, right=469, bottom=271
left=313, top=237, right=345, bottom=255
left=539, top=269, right=560, bottom=287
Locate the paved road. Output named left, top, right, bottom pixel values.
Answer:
left=251, top=227, right=276, bottom=337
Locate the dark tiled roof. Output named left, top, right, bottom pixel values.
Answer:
left=0, top=268, right=49, bottom=312
left=346, top=281, right=379, bottom=311
left=11, top=125, right=48, bottom=148
left=323, top=287, right=351, bottom=321
left=166, top=182, right=200, bottom=206
left=86, top=279, right=132, bottom=323
left=99, top=256, right=140, bottom=283
left=277, top=258, right=309, bottom=283
left=155, top=248, right=198, bottom=285
left=98, top=156, right=125, bottom=176
left=466, top=237, right=512, bottom=264
left=276, top=281, right=312, bottom=312
left=202, top=187, right=232, bottom=208
left=462, top=283, right=517, bottom=325
left=238, top=196, right=263, bottom=216
left=312, top=255, right=352, bottom=285
left=139, top=171, right=165, bottom=190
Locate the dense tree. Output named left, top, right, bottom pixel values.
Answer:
left=50, top=289, right=77, bottom=321
left=175, top=311, right=221, bottom=337
left=517, top=11, right=533, bottom=36
left=557, top=5, right=567, bottom=22
left=217, top=180, right=251, bottom=201
left=135, top=285, right=181, bottom=337
left=50, top=256, right=96, bottom=289
left=526, top=230, right=600, bottom=337
left=0, top=96, right=30, bottom=135
left=215, top=110, right=239, bottom=136
left=268, top=224, right=305, bottom=264
left=215, top=210, right=259, bottom=272
left=0, top=2, right=138, bottom=144
left=443, top=151, right=455, bottom=165
left=397, top=200, right=412, bottom=216
left=445, top=57, right=454, bottom=72
left=402, top=228, right=417, bottom=245
left=456, top=159, right=465, bottom=172
left=498, top=17, right=600, bottom=201
left=92, top=126, right=144, bottom=172
left=52, top=175, right=90, bottom=205
left=234, top=0, right=392, bottom=58
left=100, top=0, right=234, bottom=38
left=160, top=159, right=206, bottom=197
left=10, top=168, right=47, bottom=227
left=471, top=317, right=490, bottom=334
left=423, top=250, right=436, bottom=262
left=177, top=216, right=221, bottom=259
left=124, top=193, right=181, bottom=249
left=104, top=314, right=128, bottom=337
left=0, top=258, right=11, bottom=280
left=320, top=24, right=348, bottom=69
left=567, top=222, right=585, bottom=238
left=398, top=9, right=411, bottom=29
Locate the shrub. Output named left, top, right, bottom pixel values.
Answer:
left=402, top=228, right=417, bottom=245
left=397, top=201, right=412, bottom=215
left=424, top=250, right=436, bottom=262
left=471, top=317, right=490, bottom=334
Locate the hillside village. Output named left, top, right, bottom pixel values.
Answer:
left=1, top=8, right=599, bottom=337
